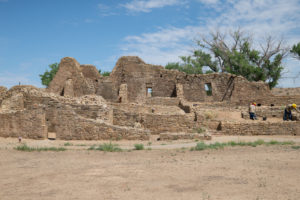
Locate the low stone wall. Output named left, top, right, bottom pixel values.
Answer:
left=45, top=103, right=149, bottom=140
left=0, top=107, right=149, bottom=140
left=145, top=97, right=180, bottom=106
left=142, top=113, right=196, bottom=134
left=241, top=106, right=300, bottom=120
left=112, top=108, right=197, bottom=134
left=159, top=132, right=211, bottom=140
left=0, top=108, right=47, bottom=139
left=220, top=121, right=300, bottom=136
left=54, top=113, right=150, bottom=140
left=239, top=96, right=300, bottom=107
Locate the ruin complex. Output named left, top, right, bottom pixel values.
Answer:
left=0, top=56, right=299, bottom=140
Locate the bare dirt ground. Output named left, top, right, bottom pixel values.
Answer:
left=1, top=136, right=300, bottom=200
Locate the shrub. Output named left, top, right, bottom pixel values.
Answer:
left=191, top=142, right=207, bottom=151
left=64, top=142, right=73, bottom=146
left=204, top=111, right=216, bottom=120
left=88, top=143, right=122, bottom=152
left=134, top=144, right=144, bottom=150
left=15, top=144, right=66, bottom=152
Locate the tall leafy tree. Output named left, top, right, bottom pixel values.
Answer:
left=166, top=29, right=288, bottom=89
left=39, top=63, right=59, bottom=87
left=290, top=42, right=300, bottom=60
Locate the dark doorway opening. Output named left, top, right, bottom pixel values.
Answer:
left=205, top=83, right=212, bottom=96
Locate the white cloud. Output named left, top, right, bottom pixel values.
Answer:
left=97, top=3, right=117, bottom=16
left=122, top=26, right=205, bottom=64
left=197, top=0, right=219, bottom=5
left=122, top=0, right=184, bottom=13
left=121, top=0, right=300, bottom=87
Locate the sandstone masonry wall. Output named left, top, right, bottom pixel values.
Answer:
left=0, top=108, right=47, bottom=139
left=47, top=56, right=295, bottom=106
left=112, top=108, right=201, bottom=134
left=220, top=121, right=300, bottom=135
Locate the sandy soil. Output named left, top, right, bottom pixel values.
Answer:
left=0, top=136, right=300, bottom=200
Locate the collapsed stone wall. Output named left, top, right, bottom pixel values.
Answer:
left=220, top=121, right=300, bottom=136
left=261, top=96, right=300, bottom=106
left=112, top=108, right=203, bottom=134
left=1, top=56, right=300, bottom=141
left=0, top=86, right=7, bottom=104
left=0, top=86, right=150, bottom=140
left=48, top=56, right=283, bottom=106
left=47, top=57, right=101, bottom=97
left=108, top=57, right=273, bottom=104
left=272, top=87, right=300, bottom=96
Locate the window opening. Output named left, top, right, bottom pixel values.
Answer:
left=204, top=83, right=212, bottom=96
left=146, top=87, right=152, bottom=97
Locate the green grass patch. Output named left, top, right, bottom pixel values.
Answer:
left=291, top=145, right=300, bottom=150
left=15, top=144, right=66, bottom=152
left=267, top=140, right=294, bottom=145
left=64, top=142, right=73, bottom=146
left=88, top=143, right=122, bottom=152
left=75, top=144, right=87, bottom=146
left=88, top=145, right=96, bottom=150
left=134, top=144, right=144, bottom=150
left=191, top=140, right=295, bottom=151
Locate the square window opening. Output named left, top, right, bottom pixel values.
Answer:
left=205, top=83, right=212, bottom=96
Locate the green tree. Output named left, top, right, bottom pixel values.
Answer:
left=290, top=42, right=300, bottom=60
left=98, top=69, right=111, bottom=76
left=165, top=52, right=217, bottom=74
left=39, top=63, right=59, bottom=87
left=166, top=29, right=288, bottom=89
left=102, top=71, right=111, bottom=76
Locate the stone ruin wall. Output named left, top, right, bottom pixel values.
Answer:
left=0, top=86, right=150, bottom=140
left=48, top=56, right=287, bottom=106
left=47, top=57, right=101, bottom=97
left=112, top=108, right=202, bottom=134
left=107, top=56, right=274, bottom=104
left=272, top=87, right=300, bottom=96
left=1, top=56, right=300, bottom=141
left=0, top=108, right=47, bottom=139
left=0, top=86, right=7, bottom=105
left=220, top=121, right=300, bottom=136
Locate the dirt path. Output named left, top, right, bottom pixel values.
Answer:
left=1, top=135, right=300, bottom=150
left=0, top=136, right=300, bottom=200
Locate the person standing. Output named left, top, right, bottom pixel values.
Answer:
left=283, top=104, right=299, bottom=121
left=249, top=102, right=257, bottom=120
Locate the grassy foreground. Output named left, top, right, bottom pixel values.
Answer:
left=191, top=140, right=295, bottom=151
left=88, top=142, right=122, bottom=152
left=15, top=144, right=66, bottom=152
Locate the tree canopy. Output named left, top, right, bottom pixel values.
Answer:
left=165, top=29, right=289, bottom=89
left=39, top=63, right=59, bottom=87
left=290, top=42, right=300, bottom=60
